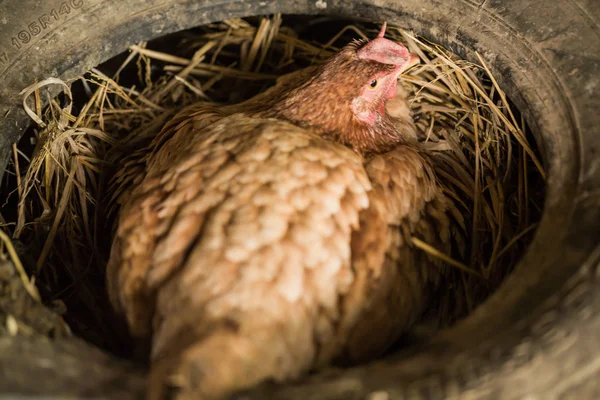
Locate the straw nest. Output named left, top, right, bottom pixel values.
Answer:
left=0, top=15, right=545, bottom=353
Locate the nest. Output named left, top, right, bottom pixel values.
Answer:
left=0, top=15, right=545, bottom=354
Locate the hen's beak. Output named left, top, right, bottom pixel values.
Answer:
left=400, top=53, right=421, bottom=74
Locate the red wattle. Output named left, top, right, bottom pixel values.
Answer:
left=385, top=81, right=398, bottom=99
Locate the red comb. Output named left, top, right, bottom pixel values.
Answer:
left=357, top=22, right=412, bottom=66
left=377, top=22, right=387, bottom=38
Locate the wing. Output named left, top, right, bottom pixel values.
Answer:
left=107, top=67, right=321, bottom=217
left=106, top=114, right=374, bottom=360
left=335, top=145, right=459, bottom=363
left=106, top=101, right=228, bottom=218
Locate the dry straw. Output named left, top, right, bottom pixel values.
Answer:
left=2, top=15, right=544, bottom=339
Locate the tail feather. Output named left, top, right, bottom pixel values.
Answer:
left=147, top=319, right=314, bottom=400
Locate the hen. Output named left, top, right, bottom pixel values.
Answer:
left=107, top=23, right=456, bottom=400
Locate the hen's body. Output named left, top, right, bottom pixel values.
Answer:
left=107, top=26, right=454, bottom=399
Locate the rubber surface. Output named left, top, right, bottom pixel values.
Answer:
left=0, top=0, right=598, bottom=398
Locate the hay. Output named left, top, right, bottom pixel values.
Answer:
left=1, top=15, right=544, bottom=347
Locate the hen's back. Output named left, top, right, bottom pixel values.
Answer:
left=107, top=114, right=377, bottom=398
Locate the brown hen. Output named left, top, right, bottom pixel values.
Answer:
left=107, top=23, right=457, bottom=400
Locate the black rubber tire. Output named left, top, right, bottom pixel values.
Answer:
left=0, top=0, right=599, bottom=399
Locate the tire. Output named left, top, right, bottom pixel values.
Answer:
left=0, top=0, right=599, bottom=398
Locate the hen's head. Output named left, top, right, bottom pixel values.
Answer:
left=349, top=23, right=419, bottom=126
left=268, top=23, right=419, bottom=155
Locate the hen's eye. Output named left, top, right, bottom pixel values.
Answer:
left=369, top=79, right=379, bottom=89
